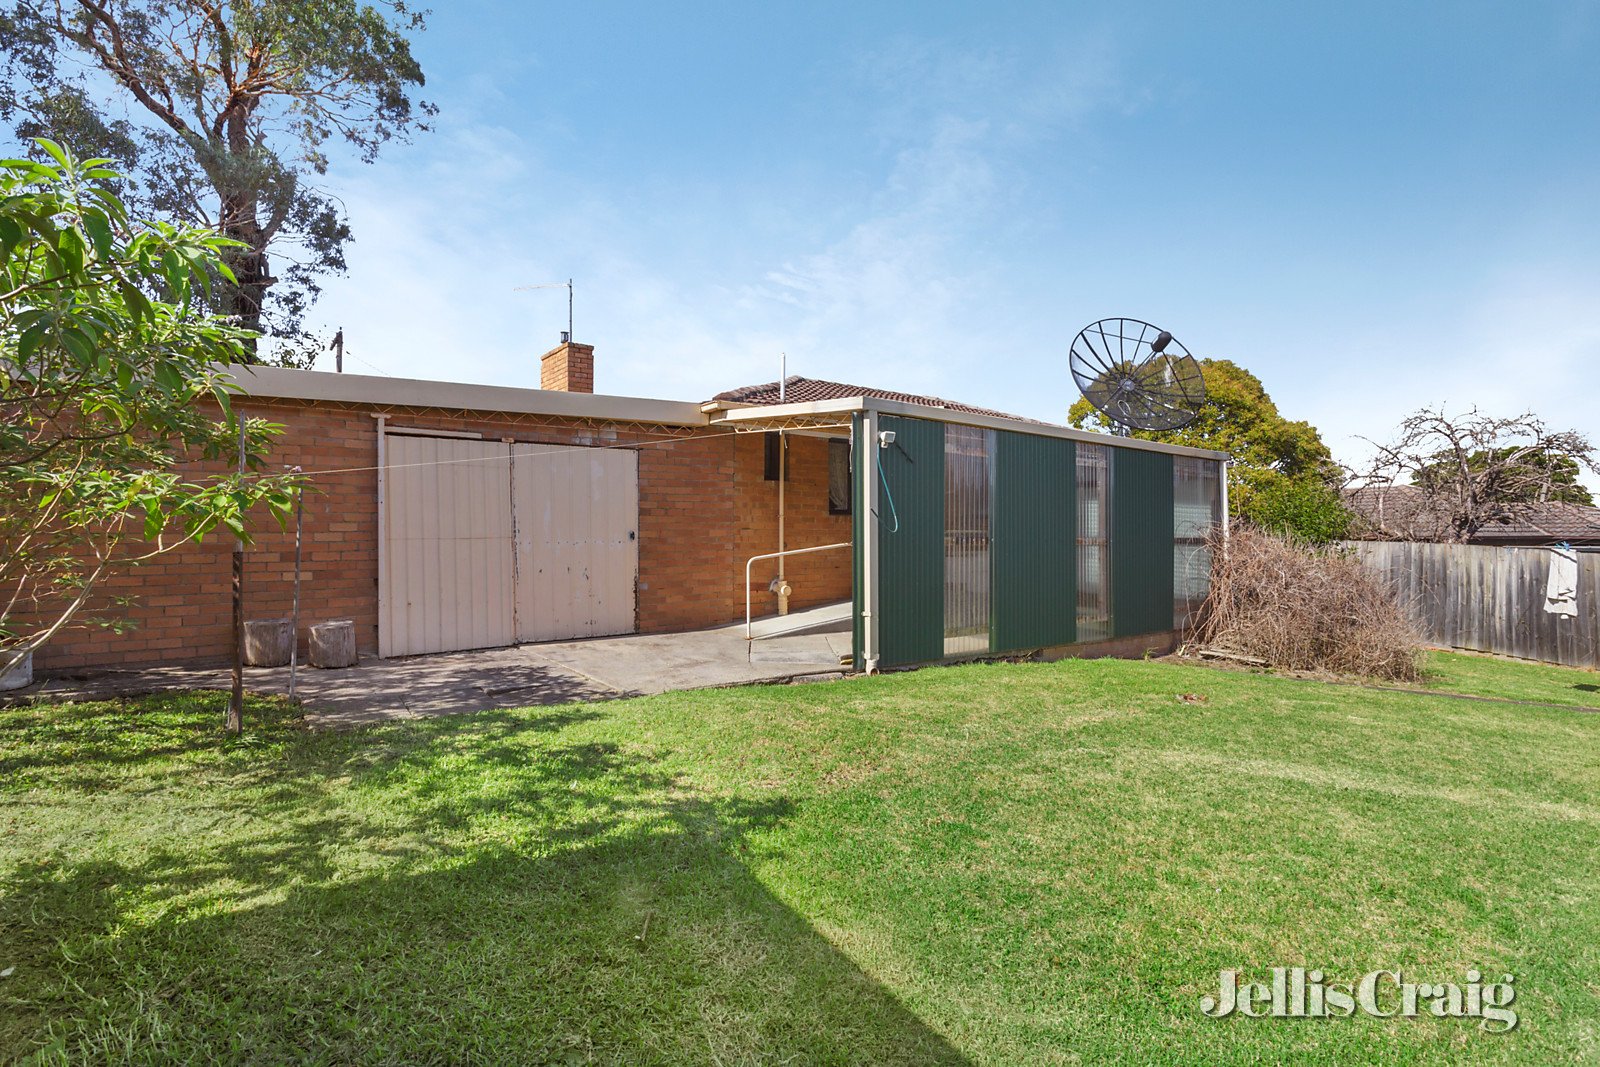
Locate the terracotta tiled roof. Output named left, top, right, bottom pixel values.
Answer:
left=1345, top=485, right=1600, bottom=545
left=713, top=376, right=1039, bottom=423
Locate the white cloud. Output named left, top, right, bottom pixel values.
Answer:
left=311, top=33, right=1134, bottom=409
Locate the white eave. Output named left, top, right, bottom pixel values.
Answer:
left=220, top=364, right=708, bottom=426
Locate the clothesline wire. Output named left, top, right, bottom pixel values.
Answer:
left=273, top=425, right=756, bottom=480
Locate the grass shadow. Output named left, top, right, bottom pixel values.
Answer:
left=0, top=697, right=966, bottom=1064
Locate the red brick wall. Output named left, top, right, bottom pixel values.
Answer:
left=538, top=343, right=594, bottom=393
left=31, top=400, right=854, bottom=672
left=734, top=434, right=854, bottom=616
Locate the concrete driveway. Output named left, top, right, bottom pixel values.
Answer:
left=19, top=617, right=852, bottom=728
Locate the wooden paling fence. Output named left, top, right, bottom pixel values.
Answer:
left=1344, top=541, right=1599, bottom=669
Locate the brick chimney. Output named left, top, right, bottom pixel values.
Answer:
left=539, top=339, right=594, bottom=393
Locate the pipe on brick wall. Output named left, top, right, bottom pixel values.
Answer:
left=861, top=411, right=881, bottom=673
left=374, top=414, right=388, bottom=657
left=776, top=427, right=788, bottom=613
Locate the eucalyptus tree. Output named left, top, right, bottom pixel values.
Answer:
left=0, top=0, right=433, bottom=360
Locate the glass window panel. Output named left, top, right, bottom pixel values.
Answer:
left=1173, top=457, right=1223, bottom=628
left=1076, top=444, right=1111, bottom=642
left=944, top=425, right=994, bottom=655
left=828, top=438, right=851, bottom=514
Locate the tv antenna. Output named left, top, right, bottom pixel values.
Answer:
left=513, top=279, right=574, bottom=341
left=1069, top=317, right=1206, bottom=434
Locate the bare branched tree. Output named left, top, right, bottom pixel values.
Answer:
left=1350, top=408, right=1597, bottom=543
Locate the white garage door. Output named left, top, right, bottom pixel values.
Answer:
left=512, top=442, right=639, bottom=642
left=380, top=433, right=639, bottom=657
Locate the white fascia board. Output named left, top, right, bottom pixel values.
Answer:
left=709, top=397, right=868, bottom=423
left=859, top=397, right=1232, bottom=462
left=219, top=364, right=709, bottom=426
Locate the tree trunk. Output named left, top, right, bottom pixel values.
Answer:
left=243, top=618, right=294, bottom=667
left=219, top=191, right=269, bottom=361
left=228, top=545, right=243, bottom=734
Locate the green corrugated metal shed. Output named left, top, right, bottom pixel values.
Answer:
left=849, top=409, right=1214, bottom=669
left=991, top=431, right=1076, bottom=653
left=876, top=414, right=945, bottom=667
left=1111, top=447, right=1175, bottom=637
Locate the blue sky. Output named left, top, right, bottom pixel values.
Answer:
left=305, top=1, right=1599, bottom=487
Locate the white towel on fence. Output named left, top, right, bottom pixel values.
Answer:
left=1545, top=546, right=1579, bottom=617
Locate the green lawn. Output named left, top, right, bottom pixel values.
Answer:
left=3, top=655, right=1598, bottom=1064
left=1420, top=650, right=1600, bottom=710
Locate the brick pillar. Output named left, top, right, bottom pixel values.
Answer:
left=540, top=341, right=595, bottom=393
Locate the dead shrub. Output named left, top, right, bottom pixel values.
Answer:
left=1193, top=526, right=1422, bottom=682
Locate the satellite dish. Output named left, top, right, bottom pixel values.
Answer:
left=1070, top=317, right=1206, bottom=434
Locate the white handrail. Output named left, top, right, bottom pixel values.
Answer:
left=745, top=542, right=852, bottom=639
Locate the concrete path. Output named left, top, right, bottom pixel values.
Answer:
left=16, top=619, right=851, bottom=728
left=533, top=619, right=849, bottom=697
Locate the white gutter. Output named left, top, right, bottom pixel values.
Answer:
left=711, top=397, right=868, bottom=422
left=712, top=396, right=1230, bottom=462
left=859, top=398, right=1231, bottom=461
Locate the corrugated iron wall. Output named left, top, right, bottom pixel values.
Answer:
left=857, top=413, right=1208, bottom=667
left=877, top=415, right=946, bottom=667
left=992, top=431, right=1077, bottom=653
left=1111, top=447, right=1175, bottom=637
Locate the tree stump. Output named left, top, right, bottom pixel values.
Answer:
left=243, top=618, right=294, bottom=667
left=0, top=650, right=33, bottom=692
left=309, top=620, right=358, bottom=669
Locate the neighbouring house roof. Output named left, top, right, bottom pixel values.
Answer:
left=714, top=376, right=1038, bottom=423
left=1345, top=485, right=1600, bottom=545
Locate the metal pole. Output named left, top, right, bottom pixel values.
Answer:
left=567, top=280, right=573, bottom=342
left=1219, top=456, right=1231, bottom=558
left=227, top=417, right=246, bottom=734
left=744, top=542, right=852, bottom=639
left=861, top=408, right=881, bottom=673
left=331, top=328, right=344, bottom=373
left=777, top=430, right=786, bottom=589
left=286, top=469, right=303, bottom=702
left=374, top=415, right=388, bottom=658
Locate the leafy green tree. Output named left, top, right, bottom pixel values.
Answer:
left=1069, top=358, right=1352, bottom=538
left=1, top=142, right=299, bottom=687
left=1247, top=478, right=1353, bottom=544
left=0, top=0, right=433, bottom=361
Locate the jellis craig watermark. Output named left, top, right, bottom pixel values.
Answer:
left=1200, top=968, right=1517, bottom=1032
